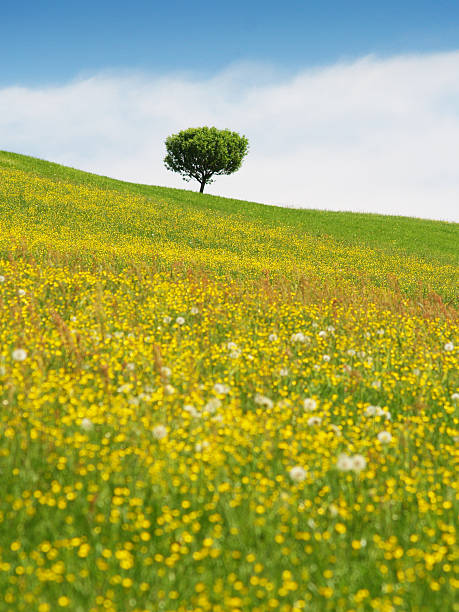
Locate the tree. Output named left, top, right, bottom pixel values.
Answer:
left=164, top=126, right=249, bottom=193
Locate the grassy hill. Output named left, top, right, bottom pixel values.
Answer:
left=1, top=149, right=457, bottom=267
left=0, top=151, right=457, bottom=612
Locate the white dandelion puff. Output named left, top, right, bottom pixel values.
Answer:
left=268, top=333, right=278, bottom=342
left=307, top=416, right=322, bottom=427
left=377, top=431, right=392, bottom=444
left=289, top=466, right=307, bottom=483
left=80, top=418, right=94, bottom=432
left=213, top=383, right=230, bottom=395
left=336, top=454, right=353, bottom=471
left=444, top=342, right=454, bottom=352
left=351, top=455, right=367, bottom=472
left=12, top=349, right=27, bottom=362
left=152, top=425, right=167, bottom=440
left=329, top=424, right=342, bottom=436
left=203, top=398, right=222, bottom=414
left=291, top=332, right=306, bottom=343
left=364, top=405, right=379, bottom=416
left=176, top=316, right=185, bottom=326
left=303, top=398, right=317, bottom=412
left=183, top=404, right=200, bottom=417
left=254, top=394, right=274, bottom=409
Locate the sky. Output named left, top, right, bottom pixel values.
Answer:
left=2, top=0, right=459, bottom=220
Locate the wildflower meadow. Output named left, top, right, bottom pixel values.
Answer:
left=0, top=154, right=457, bottom=611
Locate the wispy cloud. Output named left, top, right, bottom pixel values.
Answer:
left=2, top=52, right=459, bottom=221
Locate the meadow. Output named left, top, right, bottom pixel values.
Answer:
left=0, top=151, right=457, bottom=611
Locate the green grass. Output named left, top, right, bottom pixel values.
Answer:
left=0, top=149, right=457, bottom=612
left=1, top=149, right=457, bottom=266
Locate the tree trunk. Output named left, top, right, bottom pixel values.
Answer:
left=199, top=179, right=206, bottom=193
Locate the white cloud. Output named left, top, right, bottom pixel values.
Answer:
left=1, top=52, right=459, bottom=221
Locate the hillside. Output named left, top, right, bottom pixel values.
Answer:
left=0, top=151, right=457, bottom=612
left=0, top=151, right=458, bottom=308
left=1, top=150, right=458, bottom=267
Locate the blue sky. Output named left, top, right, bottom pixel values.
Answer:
left=2, top=0, right=459, bottom=86
left=2, top=1, right=459, bottom=220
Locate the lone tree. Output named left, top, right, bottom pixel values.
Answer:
left=164, top=126, right=249, bottom=193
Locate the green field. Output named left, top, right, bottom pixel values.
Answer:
left=0, top=151, right=457, bottom=612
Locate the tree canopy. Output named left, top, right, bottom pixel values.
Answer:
left=164, top=126, right=249, bottom=193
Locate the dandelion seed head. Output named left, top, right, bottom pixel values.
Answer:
left=351, top=455, right=367, bottom=472
left=213, top=383, right=230, bottom=395
left=291, top=332, right=306, bottom=343
left=152, top=425, right=167, bottom=440
left=203, top=398, right=221, bottom=414
left=336, top=454, right=353, bottom=471
left=12, top=349, right=27, bottom=362
left=289, top=466, right=307, bottom=483
left=254, top=394, right=274, bottom=409
left=183, top=404, right=200, bottom=417
left=303, top=398, right=317, bottom=412
left=80, top=418, right=94, bottom=431
left=377, top=431, right=392, bottom=444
